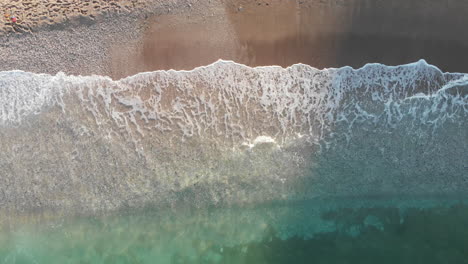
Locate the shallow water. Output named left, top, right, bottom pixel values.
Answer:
left=0, top=60, right=466, bottom=263
left=0, top=60, right=466, bottom=213
left=1, top=197, right=468, bottom=263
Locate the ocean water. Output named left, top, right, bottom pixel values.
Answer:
left=1, top=198, right=468, bottom=263
left=0, top=60, right=466, bottom=262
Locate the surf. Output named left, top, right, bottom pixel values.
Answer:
left=0, top=60, right=466, bottom=214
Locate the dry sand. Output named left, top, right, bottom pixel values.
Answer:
left=0, top=0, right=147, bottom=34
left=1, top=0, right=468, bottom=78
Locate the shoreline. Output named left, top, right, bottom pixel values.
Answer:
left=0, top=58, right=455, bottom=82
left=2, top=0, right=468, bottom=77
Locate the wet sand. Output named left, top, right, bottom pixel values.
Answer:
left=130, top=0, right=468, bottom=75
left=1, top=0, right=468, bottom=78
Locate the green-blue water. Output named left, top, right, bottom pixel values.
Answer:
left=0, top=60, right=466, bottom=263
left=2, top=198, right=468, bottom=263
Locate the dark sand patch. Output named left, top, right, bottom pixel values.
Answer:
left=117, top=0, right=468, bottom=78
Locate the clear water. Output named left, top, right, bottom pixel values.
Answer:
left=1, top=198, right=468, bottom=263
left=0, top=61, right=466, bottom=263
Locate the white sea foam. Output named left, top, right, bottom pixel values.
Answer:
left=0, top=60, right=466, bottom=212
left=2, top=59, right=465, bottom=145
left=253, top=136, right=276, bottom=145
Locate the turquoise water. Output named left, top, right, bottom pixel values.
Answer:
left=1, top=198, right=468, bottom=263
left=0, top=61, right=466, bottom=263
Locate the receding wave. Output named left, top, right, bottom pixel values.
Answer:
left=0, top=60, right=466, bottom=213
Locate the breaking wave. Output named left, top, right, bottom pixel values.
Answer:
left=0, top=60, right=466, bottom=213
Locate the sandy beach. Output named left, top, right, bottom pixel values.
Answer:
left=1, top=0, right=468, bottom=78
left=0, top=3, right=467, bottom=261
left=0, top=0, right=148, bottom=34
